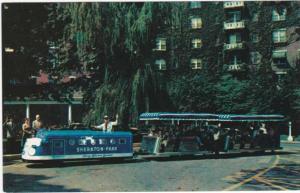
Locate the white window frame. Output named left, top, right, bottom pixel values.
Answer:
left=272, top=29, right=287, bottom=43
left=192, top=38, right=202, bottom=49
left=191, top=18, right=202, bottom=29
left=190, top=2, right=201, bottom=9
left=272, top=49, right=287, bottom=58
left=190, top=58, right=202, bottom=70
left=272, top=8, right=286, bottom=21
left=155, top=38, right=166, bottom=51
left=155, top=59, right=167, bottom=71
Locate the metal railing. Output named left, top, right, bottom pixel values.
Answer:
left=224, top=20, right=245, bottom=30
left=224, top=1, right=244, bottom=9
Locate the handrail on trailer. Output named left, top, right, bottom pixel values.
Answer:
left=139, top=112, right=286, bottom=122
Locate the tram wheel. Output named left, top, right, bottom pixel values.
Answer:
left=21, top=158, right=27, bottom=163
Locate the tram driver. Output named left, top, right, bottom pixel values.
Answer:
left=95, top=114, right=118, bottom=132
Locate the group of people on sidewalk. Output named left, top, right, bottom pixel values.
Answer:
left=21, top=114, right=43, bottom=148
left=3, top=114, right=43, bottom=151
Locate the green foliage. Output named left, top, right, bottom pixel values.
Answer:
left=167, top=73, right=217, bottom=112
left=44, top=2, right=300, bottom=125
left=215, top=75, right=252, bottom=113
left=294, top=88, right=300, bottom=112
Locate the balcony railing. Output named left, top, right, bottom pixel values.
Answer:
left=224, top=1, right=244, bottom=9
left=225, top=63, right=245, bottom=71
left=224, top=42, right=245, bottom=50
left=224, top=21, right=245, bottom=30
left=272, top=50, right=287, bottom=58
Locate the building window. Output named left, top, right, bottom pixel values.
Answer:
left=190, top=58, right=202, bottom=69
left=272, top=49, right=287, bottom=58
left=252, top=12, right=258, bottom=22
left=190, top=2, right=201, bottom=9
left=229, top=55, right=242, bottom=65
left=155, top=59, right=167, bottom=71
left=227, top=11, right=241, bottom=22
left=229, top=33, right=241, bottom=43
left=191, top=18, right=202, bottom=29
left=272, top=8, right=286, bottom=21
left=155, top=38, right=166, bottom=51
left=273, top=59, right=287, bottom=67
left=192, top=38, right=202, bottom=49
left=250, top=52, right=261, bottom=65
left=251, top=33, right=259, bottom=43
left=273, top=29, right=287, bottom=43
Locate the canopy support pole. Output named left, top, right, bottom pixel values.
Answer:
left=26, top=104, right=30, bottom=119
left=287, top=121, right=293, bottom=142
left=68, top=104, right=72, bottom=125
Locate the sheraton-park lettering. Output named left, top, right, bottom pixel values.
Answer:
left=76, top=146, right=118, bottom=153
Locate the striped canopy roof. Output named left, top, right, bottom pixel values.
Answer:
left=139, top=112, right=285, bottom=122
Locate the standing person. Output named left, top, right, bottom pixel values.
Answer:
left=3, top=117, right=16, bottom=153
left=21, top=118, right=32, bottom=149
left=213, top=123, right=222, bottom=155
left=259, top=123, right=268, bottom=147
left=259, top=123, right=268, bottom=134
left=95, top=114, right=118, bottom=132
left=32, top=114, right=43, bottom=135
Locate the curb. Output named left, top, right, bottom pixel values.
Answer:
left=3, top=154, right=21, bottom=161
left=281, top=140, right=300, bottom=144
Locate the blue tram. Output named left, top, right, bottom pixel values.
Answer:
left=21, top=112, right=286, bottom=162
left=22, top=129, right=133, bottom=162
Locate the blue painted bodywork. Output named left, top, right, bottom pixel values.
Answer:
left=33, top=129, right=132, bottom=157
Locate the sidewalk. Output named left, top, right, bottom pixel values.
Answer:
left=3, top=154, right=21, bottom=162
left=281, top=140, right=300, bottom=144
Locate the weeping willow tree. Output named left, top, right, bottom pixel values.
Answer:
left=48, top=2, right=187, bottom=127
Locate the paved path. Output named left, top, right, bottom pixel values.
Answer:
left=3, top=143, right=300, bottom=191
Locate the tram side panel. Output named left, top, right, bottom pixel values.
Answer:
left=22, top=131, right=133, bottom=161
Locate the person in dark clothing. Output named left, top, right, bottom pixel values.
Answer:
left=21, top=118, right=33, bottom=149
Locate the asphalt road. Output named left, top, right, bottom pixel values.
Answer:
left=3, top=143, right=300, bottom=191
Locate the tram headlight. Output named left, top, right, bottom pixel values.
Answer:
left=28, top=147, right=36, bottom=156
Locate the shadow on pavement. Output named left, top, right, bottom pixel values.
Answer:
left=26, top=157, right=148, bottom=168
left=3, top=173, right=82, bottom=192
left=148, top=151, right=295, bottom=162
left=23, top=151, right=295, bottom=168
left=225, top=162, right=300, bottom=190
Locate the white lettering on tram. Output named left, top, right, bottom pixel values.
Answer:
left=76, top=146, right=118, bottom=153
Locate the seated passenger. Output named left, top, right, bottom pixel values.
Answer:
left=259, top=123, right=268, bottom=135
